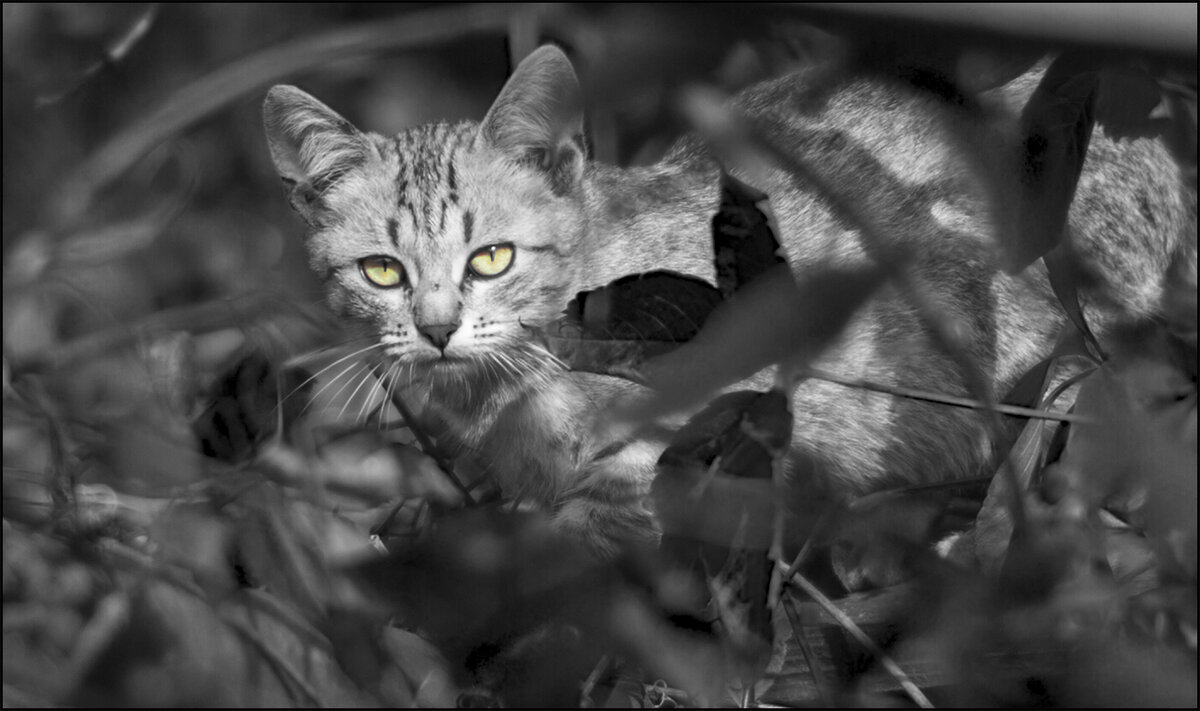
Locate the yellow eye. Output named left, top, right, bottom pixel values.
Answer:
left=468, top=244, right=514, bottom=278
left=360, top=257, right=404, bottom=288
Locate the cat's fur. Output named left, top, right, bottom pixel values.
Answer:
left=263, top=47, right=1194, bottom=555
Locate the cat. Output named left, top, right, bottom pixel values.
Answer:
left=262, top=45, right=1194, bottom=557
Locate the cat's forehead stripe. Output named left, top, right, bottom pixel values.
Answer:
left=387, top=218, right=400, bottom=249
left=393, top=135, right=410, bottom=209
left=386, top=122, right=476, bottom=241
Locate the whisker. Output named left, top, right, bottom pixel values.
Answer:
left=355, top=370, right=381, bottom=425
left=376, top=359, right=401, bottom=430
left=278, top=340, right=388, bottom=410
left=300, top=359, right=370, bottom=417
left=337, top=366, right=382, bottom=423
left=362, top=357, right=400, bottom=425
left=526, top=342, right=569, bottom=372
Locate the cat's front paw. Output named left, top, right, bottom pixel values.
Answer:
left=552, top=493, right=661, bottom=559
left=552, top=438, right=667, bottom=557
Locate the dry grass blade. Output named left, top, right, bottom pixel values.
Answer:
left=799, top=366, right=1090, bottom=424
left=49, top=3, right=515, bottom=230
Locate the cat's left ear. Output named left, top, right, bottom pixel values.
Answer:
left=479, top=45, right=585, bottom=195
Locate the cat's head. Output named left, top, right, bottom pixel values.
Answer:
left=263, top=46, right=588, bottom=387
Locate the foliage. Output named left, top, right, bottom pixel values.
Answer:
left=3, top=3, right=1196, bottom=708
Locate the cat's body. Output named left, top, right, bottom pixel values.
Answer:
left=264, top=47, right=1193, bottom=555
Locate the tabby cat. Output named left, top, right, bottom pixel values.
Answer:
left=262, top=46, right=1193, bottom=556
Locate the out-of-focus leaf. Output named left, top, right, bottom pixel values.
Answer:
left=639, top=262, right=886, bottom=417
left=49, top=4, right=516, bottom=228
left=228, top=481, right=332, bottom=620
left=1094, top=64, right=1172, bottom=141
left=656, top=391, right=791, bottom=685
left=351, top=508, right=727, bottom=705
left=971, top=351, right=1088, bottom=572
left=196, top=348, right=288, bottom=461
left=972, top=414, right=1063, bottom=574
left=69, top=579, right=370, bottom=707
left=571, top=272, right=721, bottom=344
left=1046, top=350, right=1196, bottom=524
left=655, top=389, right=801, bottom=550
left=381, top=627, right=462, bottom=707
left=554, top=5, right=774, bottom=107
left=713, top=171, right=786, bottom=299
left=259, top=432, right=463, bottom=508
left=542, top=271, right=722, bottom=375
left=1044, top=241, right=1106, bottom=360
left=150, top=506, right=237, bottom=597
left=954, top=47, right=1045, bottom=94
left=1057, top=638, right=1197, bottom=707
left=708, top=539, right=774, bottom=685
left=831, top=492, right=961, bottom=593
left=1004, top=54, right=1099, bottom=274
left=540, top=167, right=789, bottom=377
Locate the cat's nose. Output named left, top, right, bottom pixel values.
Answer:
left=418, top=323, right=458, bottom=351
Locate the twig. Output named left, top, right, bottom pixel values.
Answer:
left=579, top=653, right=611, bottom=707
left=785, top=572, right=933, bottom=709
left=371, top=363, right=475, bottom=505
left=799, top=366, right=1090, bottom=424
left=60, top=592, right=131, bottom=699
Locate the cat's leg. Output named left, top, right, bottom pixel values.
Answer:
left=544, top=373, right=669, bottom=557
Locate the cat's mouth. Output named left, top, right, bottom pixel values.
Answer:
left=428, top=354, right=465, bottom=367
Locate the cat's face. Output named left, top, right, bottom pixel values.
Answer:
left=264, top=47, right=588, bottom=388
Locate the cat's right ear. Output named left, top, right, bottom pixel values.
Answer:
left=262, top=85, right=372, bottom=223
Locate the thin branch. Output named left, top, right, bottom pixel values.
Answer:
left=35, top=4, right=160, bottom=108
left=785, top=572, right=933, bottom=709
left=578, top=653, right=612, bottom=707
left=48, top=3, right=516, bottom=231
left=371, top=363, right=475, bottom=505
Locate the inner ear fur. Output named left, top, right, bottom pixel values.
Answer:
left=262, top=85, right=372, bottom=220
left=479, top=45, right=585, bottom=195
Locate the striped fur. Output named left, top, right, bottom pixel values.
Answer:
left=264, top=47, right=1193, bottom=554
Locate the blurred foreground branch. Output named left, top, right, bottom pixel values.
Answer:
left=48, top=3, right=514, bottom=232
